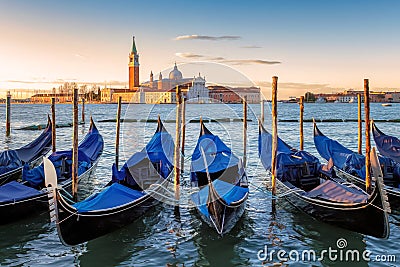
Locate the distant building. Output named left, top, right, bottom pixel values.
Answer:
left=187, top=75, right=208, bottom=103
left=385, top=92, right=400, bottom=102
left=98, top=36, right=260, bottom=104
left=128, top=36, right=140, bottom=89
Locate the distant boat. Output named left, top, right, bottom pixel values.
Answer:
left=334, top=99, right=340, bottom=103
left=315, top=97, right=326, bottom=103
left=382, top=103, right=392, bottom=107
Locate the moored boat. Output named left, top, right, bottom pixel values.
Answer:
left=190, top=120, right=249, bottom=235
left=0, top=118, right=103, bottom=224
left=0, top=116, right=52, bottom=184
left=45, top=117, right=175, bottom=246
left=372, top=121, right=400, bottom=164
left=313, top=122, right=400, bottom=213
left=259, top=122, right=390, bottom=238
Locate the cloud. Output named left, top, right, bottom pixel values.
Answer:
left=208, top=56, right=226, bottom=61
left=175, top=34, right=241, bottom=41
left=175, top=52, right=204, bottom=59
left=221, top=59, right=281, bottom=65
left=241, top=45, right=262, bottom=49
left=176, top=52, right=280, bottom=65
left=74, top=53, right=86, bottom=60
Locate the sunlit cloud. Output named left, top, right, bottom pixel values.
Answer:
left=175, top=52, right=204, bottom=59
left=175, top=52, right=281, bottom=65
left=222, top=59, right=281, bottom=65
left=240, top=45, right=262, bottom=49
left=174, top=34, right=241, bottom=41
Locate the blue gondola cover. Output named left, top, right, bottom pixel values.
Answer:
left=73, top=182, right=145, bottom=212
left=314, top=124, right=400, bottom=181
left=191, top=179, right=249, bottom=217
left=191, top=133, right=239, bottom=182
left=0, top=150, right=22, bottom=176
left=373, top=123, right=400, bottom=163
left=0, top=181, right=41, bottom=203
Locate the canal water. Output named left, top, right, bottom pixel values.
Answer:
left=0, top=102, right=399, bottom=266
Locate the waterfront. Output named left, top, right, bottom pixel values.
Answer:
left=0, top=103, right=399, bottom=266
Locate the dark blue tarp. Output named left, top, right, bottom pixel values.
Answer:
left=258, top=125, right=319, bottom=178
left=78, top=124, right=104, bottom=162
left=313, top=128, right=353, bottom=169
left=22, top=123, right=103, bottom=188
left=373, top=122, right=400, bottom=164
left=22, top=150, right=91, bottom=187
left=144, top=131, right=174, bottom=179
left=314, top=124, right=400, bottom=181
left=112, top=121, right=174, bottom=187
left=15, top=119, right=52, bottom=163
left=0, top=150, right=22, bottom=176
left=73, top=183, right=145, bottom=212
left=0, top=181, right=41, bottom=203
left=190, top=179, right=249, bottom=217
left=0, top=119, right=52, bottom=176
left=258, top=126, right=294, bottom=171
left=191, top=133, right=239, bottom=182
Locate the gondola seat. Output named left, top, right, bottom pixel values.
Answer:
left=306, top=180, right=368, bottom=204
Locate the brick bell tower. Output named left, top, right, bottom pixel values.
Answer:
left=129, top=36, right=139, bottom=89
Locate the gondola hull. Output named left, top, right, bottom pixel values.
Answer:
left=276, top=178, right=389, bottom=239
left=336, top=168, right=400, bottom=214
left=192, top=194, right=247, bottom=235
left=53, top=185, right=162, bottom=246
left=0, top=158, right=98, bottom=225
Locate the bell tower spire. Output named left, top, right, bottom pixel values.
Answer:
left=129, top=36, right=139, bottom=89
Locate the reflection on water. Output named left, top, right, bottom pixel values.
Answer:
left=0, top=103, right=399, bottom=266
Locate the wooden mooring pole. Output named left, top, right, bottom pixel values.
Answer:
left=364, top=79, right=371, bottom=193
left=6, top=91, right=11, bottom=136
left=81, top=98, right=85, bottom=124
left=72, top=88, right=79, bottom=201
left=271, top=76, right=278, bottom=201
left=357, top=93, right=362, bottom=154
left=174, top=86, right=182, bottom=205
left=115, top=96, right=122, bottom=169
left=51, top=97, right=56, bottom=152
left=243, top=96, right=247, bottom=168
left=260, top=99, right=265, bottom=124
left=299, top=96, right=304, bottom=150
left=180, top=97, right=186, bottom=174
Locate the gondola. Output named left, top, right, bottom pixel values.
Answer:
left=190, top=120, right=249, bottom=235
left=372, top=121, right=400, bottom=164
left=313, top=122, right=400, bottom=212
left=0, top=116, right=52, bottom=184
left=0, top=118, right=103, bottom=224
left=259, top=123, right=390, bottom=238
left=45, top=118, right=175, bottom=246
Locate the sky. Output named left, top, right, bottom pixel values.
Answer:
left=1, top=0, right=399, bottom=99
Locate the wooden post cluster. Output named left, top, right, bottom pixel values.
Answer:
left=51, top=97, right=56, bottom=153
left=6, top=91, right=11, bottom=136
left=299, top=96, right=304, bottom=150
left=364, top=79, right=371, bottom=193
left=174, top=86, right=182, bottom=203
left=72, top=88, right=79, bottom=201
left=115, top=96, right=122, bottom=169
left=271, top=76, right=278, bottom=197
left=243, top=96, right=247, bottom=168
